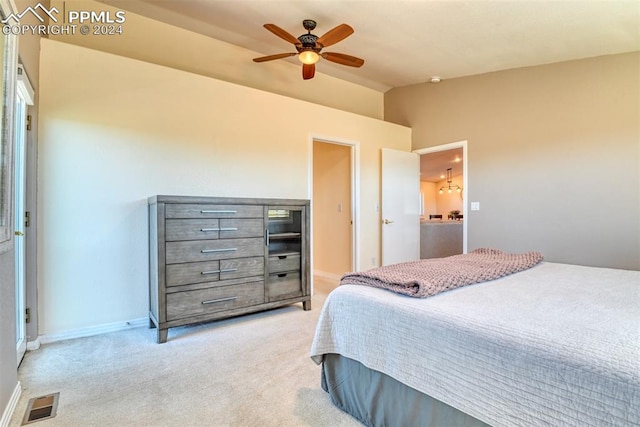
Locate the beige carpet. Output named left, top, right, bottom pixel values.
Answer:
left=10, top=278, right=360, bottom=427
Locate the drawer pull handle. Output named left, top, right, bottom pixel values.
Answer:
left=201, top=210, right=237, bottom=214
left=219, top=227, right=238, bottom=231
left=201, top=267, right=238, bottom=275
left=201, top=248, right=237, bottom=253
left=278, top=255, right=287, bottom=260
left=201, top=228, right=220, bottom=232
left=201, top=270, right=221, bottom=275
left=277, top=273, right=287, bottom=278
left=202, top=296, right=237, bottom=305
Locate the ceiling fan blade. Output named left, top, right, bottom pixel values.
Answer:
left=302, top=63, right=315, bottom=80
left=316, top=24, right=354, bottom=47
left=263, top=23, right=300, bottom=45
left=321, top=52, right=365, bottom=67
left=253, top=52, right=297, bottom=62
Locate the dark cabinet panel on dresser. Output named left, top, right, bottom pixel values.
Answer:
left=148, top=195, right=311, bottom=343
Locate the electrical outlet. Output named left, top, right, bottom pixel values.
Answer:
left=471, top=202, right=480, bottom=211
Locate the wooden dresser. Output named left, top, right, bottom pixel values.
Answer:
left=148, top=195, right=311, bottom=343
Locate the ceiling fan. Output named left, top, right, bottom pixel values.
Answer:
left=253, top=19, right=365, bottom=80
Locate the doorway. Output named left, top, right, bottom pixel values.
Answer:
left=414, top=141, right=468, bottom=257
left=311, top=138, right=357, bottom=289
left=15, top=64, right=34, bottom=366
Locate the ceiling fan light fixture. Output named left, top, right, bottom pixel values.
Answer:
left=298, top=50, right=320, bottom=64
left=255, top=21, right=363, bottom=80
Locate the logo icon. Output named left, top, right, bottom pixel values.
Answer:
left=1, top=3, right=59, bottom=24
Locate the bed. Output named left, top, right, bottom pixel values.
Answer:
left=310, top=254, right=640, bottom=427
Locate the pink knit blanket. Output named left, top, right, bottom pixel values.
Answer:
left=340, top=248, right=544, bottom=298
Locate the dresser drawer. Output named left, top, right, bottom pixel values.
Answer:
left=266, top=271, right=302, bottom=301
left=165, top=204, right=263, bottom=219
left=220, top=257, right=265, bottom=280
left=166, top=281, right=264, bottom=321
left=166, top=219, right=220, bottom=241
left=166, top=238, right=264, bottom=264
left=220, top=218, right=264, bottom=239
left=166, top=260, right=221, bottom=287
left=268, top=253, right=301, bottom=274
left=166, top=257, right=265, bottom=287
left=165, top=218, right=264, bottom=241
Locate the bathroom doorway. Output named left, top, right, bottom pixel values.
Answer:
left=312, top=139, right=355, bottom=284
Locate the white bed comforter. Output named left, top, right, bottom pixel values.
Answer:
left=310, top=262, right=640, bottom=427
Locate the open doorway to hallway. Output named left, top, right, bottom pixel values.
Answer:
left=312, top=140, right=353, bottom=286
left=415, top=142, right=467, bottom=258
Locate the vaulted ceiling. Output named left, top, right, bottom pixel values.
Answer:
left=104, top=0, right=639, bottom=92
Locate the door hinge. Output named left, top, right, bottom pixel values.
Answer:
left=26, top=115, right=32, bottom=131
left=25, top=307, right=31, bottom=324
left=25, top=211, right=30, bottom=227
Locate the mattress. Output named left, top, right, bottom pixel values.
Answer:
left=310, top=262, right=640, bottom=426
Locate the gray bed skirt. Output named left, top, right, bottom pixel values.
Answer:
left=321, top=353, right=490, bottom=427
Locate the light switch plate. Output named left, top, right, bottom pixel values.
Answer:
left=471, top=202, right=480, bottom=211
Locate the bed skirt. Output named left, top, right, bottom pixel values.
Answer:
left=321, top=353, right=489, bottom=427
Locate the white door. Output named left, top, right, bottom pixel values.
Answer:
left=15, top=65, right=34, bottom=366
left=381, top=148, right=420, bottom=265
left=14, top=91, right=27, bottom=364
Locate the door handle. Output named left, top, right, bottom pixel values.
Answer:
left=382, top=219, right=394, bottom=225
left=14, top=231, right=24, bottom=236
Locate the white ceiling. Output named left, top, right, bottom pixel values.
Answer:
left=104, top=0, right=639, bottom=92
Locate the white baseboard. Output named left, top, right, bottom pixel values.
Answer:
left=26, top=338, right=41, bottom=351
left=313, top=270, right=343, bottom=282
left=0, top=381, right=21, bottom=427
left=38, top=317, right=148, bottom=344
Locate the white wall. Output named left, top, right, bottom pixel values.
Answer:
left=37, top=39, right=411, bottom=336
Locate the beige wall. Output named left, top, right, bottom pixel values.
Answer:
left=0, top=251, right=15, bottom=421
left=37, top=39, right=410, bottom=336
left=49, top=0, right=383, bottom=120
left=15, top=1, right=39, bottom=90
left=386, top=52, right=639, bottom=270
left=313, top=142, right=352, bottom=277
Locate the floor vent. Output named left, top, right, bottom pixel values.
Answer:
left=22, top=393, right=59, bottom=425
